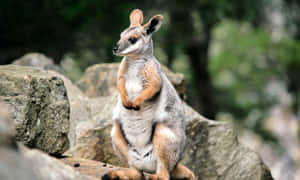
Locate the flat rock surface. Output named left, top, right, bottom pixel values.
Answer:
left=61, top=158, right=125, bottom=179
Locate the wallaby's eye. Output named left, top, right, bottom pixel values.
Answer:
left=128, top=37, right=137, bottom=44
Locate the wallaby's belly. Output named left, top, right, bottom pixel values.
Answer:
left=119, top=103, right=157, bottom=173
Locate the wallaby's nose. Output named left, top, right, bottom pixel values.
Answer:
left=113, top=44, right=119, bottom=53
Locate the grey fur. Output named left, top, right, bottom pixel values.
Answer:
left=112, top=19, right=186, bottom=174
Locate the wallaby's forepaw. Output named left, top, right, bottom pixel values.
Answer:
left=132, top=104, right=140, bottom=111
left=122, top=97, right=133, bottom=110
left=132, top=98, right=143, bottom=111
left=147, top=174, right=168, bottom=180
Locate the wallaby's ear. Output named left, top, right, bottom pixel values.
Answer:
left=130, top=9, right=144, bottom=27
left=143, top=15, right=163, bottom=35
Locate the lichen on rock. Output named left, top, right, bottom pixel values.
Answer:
left=0, top=65, right=70, bottom=155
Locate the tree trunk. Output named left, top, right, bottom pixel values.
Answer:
left=186, top=24, right=217, bottom=119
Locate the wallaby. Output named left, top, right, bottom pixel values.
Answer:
left=102, top=9, right=196, bottom=180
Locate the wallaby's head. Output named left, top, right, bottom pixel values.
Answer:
left=113, top=9, right=163, bottom=57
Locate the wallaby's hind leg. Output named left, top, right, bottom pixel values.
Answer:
left=102, top=123, right=143, bottom=180
left=171, top=164, right=196, bottom=180
left=148, top=123, right=182, bottom=180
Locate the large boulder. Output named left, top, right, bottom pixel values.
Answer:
left=0, top=65, right=70, bottom=155
left=182, top=105, right=273, bottom=179
left=67, top=63, right=273, bottom=179
left=64, top=94, right=128, bottom=167
left=0, top=101, right=15, bottom=147
left=0, top=100, right=93, bottom=180
left=77, top=63, right=185, bottom=98
left=12, top=53, right=63, bottom=74
left=0, top=101, right=39, bottom=180
left=20, top=146, right=95, bottom=180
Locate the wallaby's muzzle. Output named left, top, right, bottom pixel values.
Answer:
left=113, top=44, right=119, bottom=53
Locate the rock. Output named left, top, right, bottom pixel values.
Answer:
left=0, top=100, right=39, bottom=180
left=77, top=63, right=185, bottom=98
left=76, top=63, right=121, bottom=98
left=64, top=94, right=127, bottom=167
left=0, top=145, right=94, bottom=180
left=0, top=65, right=70, bottom=155
left=239, top=105, right=300, bottom=180
left=182, top=106, right=273, bottom=180
left=0, top=98, right=92, bottom=180
left=12, top=53, right=63, bottom=74
left=0, top=101, right=16, bottom=147
left=0, top=146, right=40, bottom=180
left=53, top=70, right=92, bottom=148
left=61, top=158, right=125, bottom=179
left=20, top=146, right=94, bottom=180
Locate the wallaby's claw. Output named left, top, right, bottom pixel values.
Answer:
left=122, top=98, right=133, bottom=110
left=132, top=99, right=142, bottom=111
left=124, top=105, right=133, bottom=110
left=133, top=105, right=140, bottom=111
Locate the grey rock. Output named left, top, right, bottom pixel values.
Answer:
left=0, top=146, right=39, bottom=180
left=0, top=101, right=16, bottom=147
left=21, top=146, right=94, bottom=180
left=0, top=100, right=39, bottom=180
left=0, top=98, right=92, bottom=180
left=182, top=105, right=273, bottom=180
left=0, top=65, right=70, bottom=155
left=12, top=53, right=63, bottom=74
left=0, top=145, right=94, bottom=180
left=64, top=94, right=128, bottom=167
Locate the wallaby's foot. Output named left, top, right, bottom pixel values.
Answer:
left=171, top=164, right=196, bottom=180
left=147, top=174, right=168, bottom=180
left=102, top=168, right=143, bottom=180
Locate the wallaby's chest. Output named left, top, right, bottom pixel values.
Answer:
left=125, top=61, right=145, bottom=101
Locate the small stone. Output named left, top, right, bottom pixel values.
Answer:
left=74, top=163, right=80, bottom=167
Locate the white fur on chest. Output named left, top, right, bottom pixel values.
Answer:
left=125, top=60, right=145, bottom=101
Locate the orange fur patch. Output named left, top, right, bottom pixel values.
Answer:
left=113, top=123, right=129, bottom=162
left=130, top=9, right=144, bottom=27
left=117, top=59, right=132, bottom=108
left=151, top=124, right=173, bottom=180
left=130, top=34, right=138, bottom=39
left=132, top=62, right=161, bottom=108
